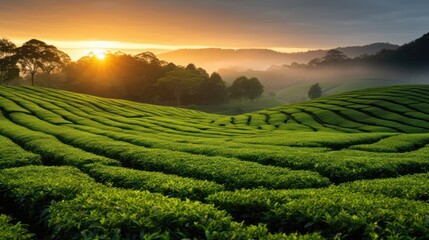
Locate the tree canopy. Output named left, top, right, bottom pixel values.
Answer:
left=0, top=39, right=19, bottom=85
left=1, top=38, right=247, bottom=107
left=229, top=76, right=264, bottom=101
left=16, top=39, right=70, bottom=86
left=155, top=69, right=206, bottom=106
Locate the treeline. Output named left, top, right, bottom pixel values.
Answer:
left=0, top=38, right=264, bottom=106
left=288, top=32, right=429, bottom=70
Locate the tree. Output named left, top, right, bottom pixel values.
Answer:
left=185, top=63, right=196, bottom=71
left=308, top=83, right=322, bottom=99
left=135, top=52, right=160, bottom=65
left=229, top=76, right=248, bottom=100
left=201, top=72, right=227, bottom=104
left=16, top=39, right=70, bottom=86
left=41, top=47, right=71, bottom=87
left=320, top=49, right=349, bottom=64
left=0, top=39, right=19, bottom=85
left=155, top=69, right=205, bottom=106
left=228, top=76, right=264, bottom=101
left=246, top=77, right=264, bottom=101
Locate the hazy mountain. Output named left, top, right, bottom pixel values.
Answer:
left=367, top=32, right=429, bottom=68
left=157, top=43, right=399, bottom=72
left=216, top=32, right=429, bottom=101
left=335, top=43, right=399, bottom=58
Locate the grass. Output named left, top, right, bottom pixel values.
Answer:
left=0, top=84, right=428, bottom=239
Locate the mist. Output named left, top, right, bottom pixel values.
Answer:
left=219, top=64, right=429, bottom=103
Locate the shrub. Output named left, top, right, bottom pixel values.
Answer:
left=49, top=188, right=320, bottom=240
left=0, top=214, right=34, bottom=240
left=208, top=188, right=429, bottom=239
left=82, top=163, right=225, bottom=201
left=0, top=135, right=41, bottom=169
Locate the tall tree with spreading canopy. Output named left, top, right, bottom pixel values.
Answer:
left=16, top=39, right=70, bottom=86
left=41, top=47, right=71, bottom=87
left=320, top=49, right=349, bottom=64
left=0, top=39, right=19, bottom=85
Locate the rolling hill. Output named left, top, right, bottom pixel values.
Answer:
left=0, top=85, right=428, bottom=239
left=215, top=85, right=429, bottom=133
left=158, top=43, right=398, bottom=72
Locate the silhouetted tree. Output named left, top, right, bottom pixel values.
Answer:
left=65, top=51, right=175, bottom=102
left=321, top=49, right=349, bottom=64
left=229, top=76, right=264, bottom=101
left=308, top=83, right=322, bottom=99
left=229, top=76, right=247, bottom=100
left=135, top=52, right=160, bottom=65
left=0, top=39, right=19, bottom=85
left=185, top=63, right=197, bottom=71
left=307, top=50, right=349, bottom=68
left=41, top=47, right=71, bottom=87
left=246, top=77, right=264, bottom=101
left=16, top=39, right=68, bottom=86
left=201, top=72, right=227, bottom=104
left=155, top=69, right=205, bottom=106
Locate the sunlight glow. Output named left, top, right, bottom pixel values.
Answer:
left=91, top=49, right=107, bottom=60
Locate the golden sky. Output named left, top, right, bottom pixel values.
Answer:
left=1, top=0, right=428, bottom=59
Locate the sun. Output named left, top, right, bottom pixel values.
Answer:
left=91, top=49, right=106, bottom=60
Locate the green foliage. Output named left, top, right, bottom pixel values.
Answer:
left=82, top=163, right=225, bottom=201
left=0, top=214, right=34, bottom=240
left=350, top=133, right=429, bottom=152
left=49, top=188, right=314, bottom=240
left=0, top=101, right=328, bottom=190
left=0, top=113, right=120, bottom=167
left=339, top=173, right=429, bottom=201
left=0, top=135, right=42, bottom=169
left=229, top=76, right=264, bottom=101
left=0, top=85, right=428, bottom=239
left=216, top=84, right=429, bottom=134
left=0, top=166, right=101, bottom=218
left=208, top=188, right=429, bottom=239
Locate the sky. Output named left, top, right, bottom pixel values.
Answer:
left=1, top=0, right=428, bottom=59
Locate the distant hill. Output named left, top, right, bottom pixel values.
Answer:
left=335, top=43, right=399, bottom=58
left=214, top=84, right=429, bottom=133
left=368, top=32, right=429, bottom=68
left=157, top=43, right=399, bottom=72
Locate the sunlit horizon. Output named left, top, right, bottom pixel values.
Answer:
left=9, top=38, right=324, bottom=61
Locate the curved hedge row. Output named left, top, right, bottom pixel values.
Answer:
left=6, top=112, right=330, bottom=190
left=0, top=166, right=321, bottom=240
left=0, top=135, right=41, bottom=169
left=82, top=163, right=225, bottom=201
left=49, top=188, right=323, bottom=240
left=339, top=173, right=429, bottom=201
left=207, top=188, right=429, bottom=239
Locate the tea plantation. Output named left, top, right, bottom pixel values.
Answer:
left=0, top=85, right=428, bottom=239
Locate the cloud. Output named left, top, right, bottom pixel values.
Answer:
left=0, top=0, right=428, bottom=48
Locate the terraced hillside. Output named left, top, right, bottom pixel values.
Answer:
left=0, top=85, right=428, bottom=239
left=215, top=85, right=429, bottom=133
